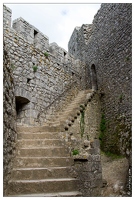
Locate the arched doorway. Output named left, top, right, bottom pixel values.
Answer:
left=15, top=88, right=32, bottom=124
left=15, top=96, right=30, bottom=124
left=91, top=64, right=98, bottom=90
left=15, top=96, right=30, bottom=115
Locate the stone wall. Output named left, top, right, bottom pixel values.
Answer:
left=13, top=17, right=49, bottom=51
left=68, top=24, right=93, bottom=61
left=3, top=43, right=17, bottom=196
left=68, top=24, right=93, bottom=89
left=68, top=3, right=132, bottom=158
left=68, top=3, right=132, bottom=196
left=3, top=5, right=12, bottom=27
left=3, top=5, right=88, bottom=126
left=61, top=93, right=102, bottom=196
left=73, top=93, right=102, bottom=197
left=86, top=3, right=132, bottom=157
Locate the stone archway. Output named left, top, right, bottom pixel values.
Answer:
left=15, top=96, right=30, bottom=115
left=91, top=64, right=98, bottom=90
left=15, top=88, right=31, bottom=124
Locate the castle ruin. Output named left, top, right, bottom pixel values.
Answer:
left=3, top=3, right=132, bottom=197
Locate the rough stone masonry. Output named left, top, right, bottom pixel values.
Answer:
left=3, top=42, right=17, bottom=195
left=3, top=5, right=88, bottom=127
left=68, top=3, right=132, bottom=196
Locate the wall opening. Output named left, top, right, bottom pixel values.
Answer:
left=15, top=96, right=30, bottom=115
left=91, top=64, right=98, bottom=90
left=27, top=78, right=31, bottom=83
left=34, top=30, right=38, bottom=38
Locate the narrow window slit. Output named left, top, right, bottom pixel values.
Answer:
left=27, top=78, right=31, bottom=83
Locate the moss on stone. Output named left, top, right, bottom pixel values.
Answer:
left=80, top=108, right=85, bottom=138
left=99, top=113, right=106, bottom=149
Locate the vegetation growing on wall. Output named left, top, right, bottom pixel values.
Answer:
left=99, top=113, right=119, bottom=154
left=11, top=64, right=16, bottom=71
left=32, top=65, right=38, bottom=72
left=101, top=150, right=124, bottom=160
left=99, top=113, right=106, bottom=149
left=118, top=94, right=124, bottom=103
left=80, top=105, right=85, bottom=138
left=72, top=149, right=79, bottom=155
left=44, top=52, right=49, bottom=58
left=99, top=112, right=131, bottom=157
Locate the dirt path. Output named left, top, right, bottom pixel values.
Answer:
left=100, top=154, right=129, bottom=197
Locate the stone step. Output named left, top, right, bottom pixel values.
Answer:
left=17, top=147, right=70, bottom=157
left=13, top=157, right=74, bottom=168
left=60, top=99, right=86, bottom=110
left=58, top=109, right=80, bottom=117
left=8, top=178, right=79, bottom=195
left=9, top=191, right=82, bottom=197
left=51, top=110, right=81, bottom=123
left=52, top=91, right=91, bottom=114
left=17, top=132, right=59, bottom=140
left=17, top=125, right=61, bottom=133
left=47, top=119, right=72, bottom=127
left=17, top=139, right=63, bottom=148
left=11, top=166, right=76, bottom=180
left=47, top=90, right=93, bottom=124
left=47, top=90, right=93, bottom=122
left=61, top=109, right=81, bottom=116
left=64, top=99, right=86, bottom=108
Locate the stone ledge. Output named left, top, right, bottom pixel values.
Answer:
left=73, top=154, right=89, bottom=161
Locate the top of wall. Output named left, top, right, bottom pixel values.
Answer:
left=3, top=5, right=12, bottom=27
left=3, top=4, right=72, bottom=59
left=12, top=17, right=49, bottom=51
left=68, top=24, right=93, bottom=59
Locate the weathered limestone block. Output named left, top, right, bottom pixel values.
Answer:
left=84, top=140, right=90, bottom=148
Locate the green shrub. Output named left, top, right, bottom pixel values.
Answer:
left=101, top=151, right=124, bottom=159
left=33, top=65, right=38, bottom=72
left=80, top=109, right=85, bottom=138
left=100, top=114, right=106, bottom=132
left=72, top=149, right=79, bottom=155
left=44, top=52, right=49, bottom=58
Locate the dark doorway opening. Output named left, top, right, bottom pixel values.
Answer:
left=15, top=96, right=30, bottom=115
left=91, top=64, right=98, bottom=90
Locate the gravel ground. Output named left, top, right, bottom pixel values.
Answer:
left=100, top=153, right=129, bottom=197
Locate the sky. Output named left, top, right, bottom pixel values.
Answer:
left=4, top=3, right=101, bottom=51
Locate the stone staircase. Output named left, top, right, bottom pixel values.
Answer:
left=47, top=89, right=95, bottom=130
left=7, top=89, right=94, bottom=197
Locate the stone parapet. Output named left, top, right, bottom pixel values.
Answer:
left=13, top=17, right=49, bottom=51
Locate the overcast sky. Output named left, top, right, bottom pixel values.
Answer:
left=4, top=3, right=101, bottom=51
